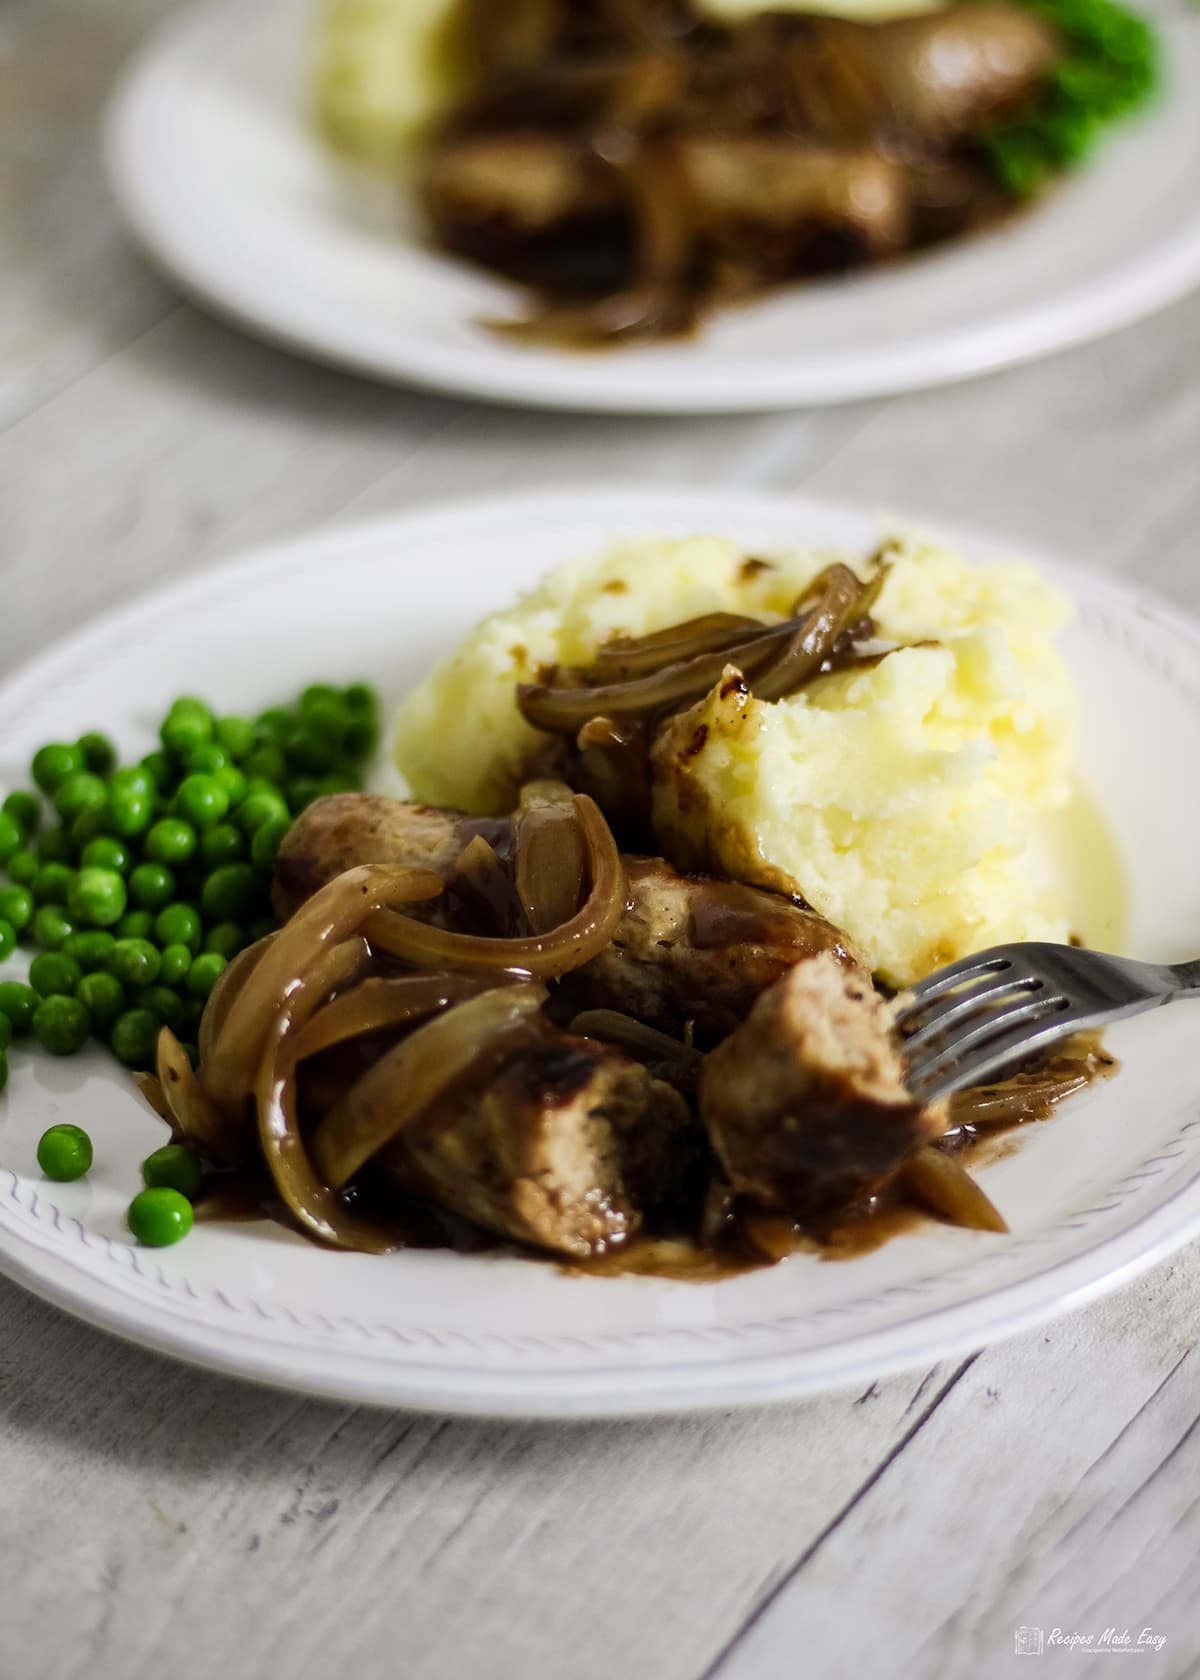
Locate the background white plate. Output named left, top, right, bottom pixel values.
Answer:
left=103, top=0, right=1200, bottom=413
left=3, top=488, right=1200, bottom=1417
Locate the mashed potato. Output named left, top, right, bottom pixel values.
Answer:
left=392, top=532, right=1077, bottom=986
left=316, top=0, right=469, bottom=165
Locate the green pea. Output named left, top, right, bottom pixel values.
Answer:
left=127, top=1186, right=193, bottom=1246
left=200, top=864, right=260, bottom=922
left=0, top=811, right=22, bottom=863
left=0, top=1012, right=10, bottom=1052
left=37, top=1123, right=93, bottom=1180
left=105, top=782, right=153, bottom=839
left=300, top=683, right=341, bottom=713
left=136, top=985, right=185, bottom=1031
left=213, top=766, right=247, bottom=807
left=107, top=938, right=161, bottom=988
left=3, top=791, right=41, bottom=835
left=67, top=867, right=128, bottom=928
left=160, top=698, right=214, bottom=755
left=184, top=742, right=231, bottom=775
left=0, top=981, right=38, bottom=1033
left=342, top=683, right=377, bottom=717
left=31, top=743, right=83, bottom=795
left=254, top=707, right=291, bottom=743
left=145, top=818, right=197, bottom=866
left=141, top=1142, right=204, bottom=1201
left=117, top=910, right=156, bottom=941
left=282, top=720, right=336, bottom=775
left=243, top=744, right=287, bottom=785
left=185, top=952, right=227, bottom=1000
left=70, top=807, right=106, bottom=852
left=215, top=714, right=256, bottom=760
left=110, top=1007, right=160, bottom=1069
left=154, top=903, right=202, bottom=952
left=36, top=827, right=73, bottom=864
left=32, top=995, right=91, bottom=1056
left=80, top=838, right=126, bottom=874
left=203, top=922, right=244, bottom=961
left=33, top=906, right=74, bottom=951
left=249, top=815, right=290, bottom=867
left=7, top=849, right=38, bottom=886
left=114, top=765, right=156, bottom=799
left=76, top=732, right=117, bottom=776
left=76, top=971, right=126, bottom=1031
left=344, top=716, right=379, bottom=759
left=199, top=823, right=244, bottom=870
left=317, top=769, right=359, bottom=798
left=63, top=929, right=116, bottom=971
left=233, top=791, right=288, bottom=838
left=173, top=774, right=230, bottom=830
left=0, top=884, right=34, bottom=933
left=53, top=772, right=108, bottom=823
left=158, top=943, right=193, bottom=988
left=139, top=752, right=172, bottom=790
left=0, top=918, right=14, bottom=962
left=32, top=862, right=74, bottom=905
left=128, top=861, right=176, bottom=911
left=286, top=778, right=322, bottom=813
left=29, top=952, right=83, bottom=997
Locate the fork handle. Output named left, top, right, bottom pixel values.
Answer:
left=1169, top=959, right=1200, bottom=995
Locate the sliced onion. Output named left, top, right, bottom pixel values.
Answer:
left=365, top=794, right=623, bottom=980
left=255, top=938, right=396, bottom=1253
left=310, top=982, right=548, bottom=1191
left=569, top=1008, right=703, bottom=1088
left=590, top=612, right=767, bottom=680
left=449, top=834, right=523, bottom=935
left=517, top=622, right=792, bottom=731
left=514, top=781, right=586, bottom=934
left=899, top=1146, right=1008, bottom=1233
left=950, top=1068, right=1092, bottom=1128
left=753, top=563, right=883, bottom=702
left=203, top=865, right=441, bottom=1114
left=157, top=1028, right=246, bottom=1162
left=133, top=1071, right=173, bottom=1125
left=573, top=716, right=653, bottom=835
left=284, top=974, right=489, bottom=1068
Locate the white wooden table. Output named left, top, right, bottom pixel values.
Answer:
left=3, top=5, right=1200, bottom=1676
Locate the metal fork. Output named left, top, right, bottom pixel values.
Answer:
left=897, top=943, right=1200, bottom=1103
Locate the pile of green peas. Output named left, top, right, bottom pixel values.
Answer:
left=0, top=683, right=379, bottom=1124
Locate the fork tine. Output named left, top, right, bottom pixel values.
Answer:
left=900, top=972, right=1044, bottom=1056
left=900, top=949, right=1015, bottom=1011
left=906, top=993, right=1071, bottom=1099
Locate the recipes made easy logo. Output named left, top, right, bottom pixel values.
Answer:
left=1014, top=1626, right=1168, bottom=1656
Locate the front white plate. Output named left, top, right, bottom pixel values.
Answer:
left=3, top=488, right=1200, bottom=1416
left=103, top=0, right=1200, bottom=413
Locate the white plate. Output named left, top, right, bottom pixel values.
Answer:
left=103, top=0, right=1200, bottom=413
left=3, top=487, right=1200, bottom=1417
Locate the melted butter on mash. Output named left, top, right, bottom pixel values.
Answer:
left=393, top=532, right=1090, bottom=987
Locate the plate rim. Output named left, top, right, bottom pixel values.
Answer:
left=4, top=483, right=1200, bottom=1418
left=101, top=0, right=1200, bottom=414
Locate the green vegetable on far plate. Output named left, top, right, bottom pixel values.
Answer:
left=982, top=0, right=1159, bottom=198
